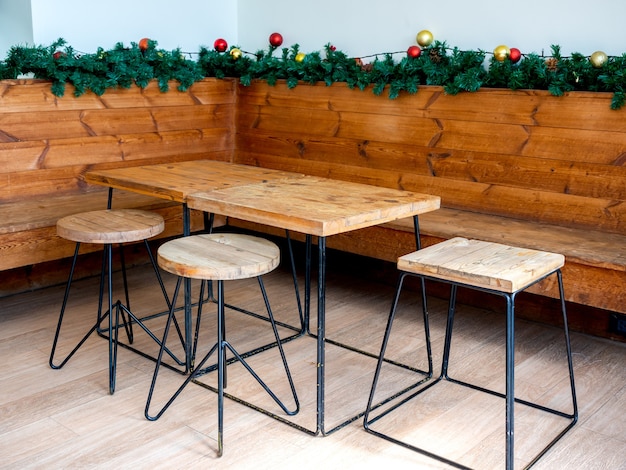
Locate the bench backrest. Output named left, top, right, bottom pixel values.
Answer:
left=0, top=78, right=237, bottom=204
left=235, top=81, right=626, bottom=235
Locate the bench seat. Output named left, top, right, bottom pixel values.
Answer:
left=231, top=207, right=626, bottom=317
left=0, top=189, right=204, bottom=272
left=383, top=208, right=626, bottom=315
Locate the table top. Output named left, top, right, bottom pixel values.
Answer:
left=187, top=176, right=441, bottom=237
left=84, top=160, right=304, bottom=203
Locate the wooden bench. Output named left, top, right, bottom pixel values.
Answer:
left=232, top=80, right=626, bottom=340
left=0, top=189, right=190, bottom=271
left=3, top=77, right=625, bottom=341
left=0, top=78, right=236, bottom=295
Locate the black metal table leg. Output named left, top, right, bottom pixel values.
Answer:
left=317, top=235, right=326, bottom=435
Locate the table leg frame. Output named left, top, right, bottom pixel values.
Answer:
left=196, top=216, right=432, bottom=436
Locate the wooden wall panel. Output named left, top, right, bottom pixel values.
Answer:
left=0, top=78, right=236, bottom=204
left=0, top=80, right=105, bottom=112
left=235, top=81, right=626, bottom=234
left=0, top=141, right=48, bottom=172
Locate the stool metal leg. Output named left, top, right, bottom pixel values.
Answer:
left=51, top=238, right=184, bottom=395
left=364, top=269, right=578, bottom=470
left=145, top=275, right=300, bottom=457
left=117, top=243, right=134, bottom=344
left=95, top=239, right=186, bottom=369
left=50, top=243, right=103, bottom=370
left=106, top=244, right=118, bottom=394
left=217, top=280, right=225, bottom=457
left=440, top=284, right=457, bottom=380
left=49, top=242, right=119, bottom=394
left=364, top=272, right=434, bottom=424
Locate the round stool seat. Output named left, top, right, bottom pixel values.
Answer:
left=57, top=209, right=165, bottom=244
left=158, top=233, right=280, bottom=281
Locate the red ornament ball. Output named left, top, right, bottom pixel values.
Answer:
left=214, top=38, right=228, bottom=53
left=52, top=51, right=65, bottom=60
left=269, top=32, right=283, bottom=47
left=330, top=45, right=336, bottom=52
left=407, top=45, right=422, bottom=59
left=509, top=47, right=522, bottom=63
left=139, top=37, right=150, bottom=51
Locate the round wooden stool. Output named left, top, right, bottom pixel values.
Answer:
left=364, top=237, right=578, bottom=469
left=145, top=233, right=299, bottom=457
left=56, top=209, right=164, bottom=244
left=50, top=209, right=180, bottom=394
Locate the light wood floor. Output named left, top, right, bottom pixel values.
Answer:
left=1, top=256, right=625, bottom=469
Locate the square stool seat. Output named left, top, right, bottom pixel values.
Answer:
left=364, top=237, right=578, bottom=469
left=398, top=237, right=565, bottom=293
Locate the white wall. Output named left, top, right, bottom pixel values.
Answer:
left=0, top=0, right=33, bottom=56
left=2, top=0, right=626, bottom=60
left=238, top=0, right=626, bottom=59
left=10, top=0, right=238, bottom=56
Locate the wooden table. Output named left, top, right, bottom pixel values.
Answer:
left=85, top=161, right=441, bottom=435
left=187, top=175, right=440, bottom=435
left=85, top=160, right=306, bottom=374
left=84, top=159, right=304, bottom=234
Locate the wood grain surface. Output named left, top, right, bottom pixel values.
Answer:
left=56, top=209, right=165, bottom=244
left=158, top=233, right=280, bottom=280
left=188, top=175, right=440, bottom=236
left=398, top=237, right=564, bottom=293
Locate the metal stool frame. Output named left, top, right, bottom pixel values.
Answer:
left=145, top=270, right=300, bottom=457
left=49, top=236, right=185, bottom=395
left=364, top=268, right=578, bottom=470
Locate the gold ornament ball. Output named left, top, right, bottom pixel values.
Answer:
left=493, top=45, right=510, bottom=62
left=230, top=48, right=242, bottom=60
left=416, top=30, right=434, bottom=47
left=590, top=51, right=608, bottom=68
left=295, top=52, right=306, bottom=62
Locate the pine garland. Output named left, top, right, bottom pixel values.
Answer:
left=2, top=38, right=626, bottom=109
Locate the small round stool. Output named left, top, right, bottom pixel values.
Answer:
left=145, top=233, right=299, bottom=457
left=364, top=237, right=578, bottom=469
left=50, top=209, right=178, bottom=394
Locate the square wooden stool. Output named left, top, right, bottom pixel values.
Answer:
left=364, top=237, right=578, bottom=469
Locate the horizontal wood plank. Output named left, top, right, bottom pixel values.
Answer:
left=0, top=201, right=206, bottom=271
left=0, top=78, right=235, bottom=274
left=236, top=132, right=626, bottom=201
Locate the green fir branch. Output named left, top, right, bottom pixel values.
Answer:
left=2, top=38, right=626, bottom=108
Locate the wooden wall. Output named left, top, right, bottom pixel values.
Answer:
left=2, top=77, right=625, bottom=339
left=234, top=80, right=626, bottom=340
left=0, top=77, right=237, bottom=203
left=0, top=78, right=236, bottom=295
left=234, top=81, right=626, bottom=234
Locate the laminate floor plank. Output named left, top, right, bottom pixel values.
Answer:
left=1, top=260, right=625, bottom=469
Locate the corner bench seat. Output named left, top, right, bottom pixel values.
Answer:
left=0, top=189, right=200, bottom=272
left=385, top=208, right=626, bottom=272
left=232, top=205, right=626, bottom=317
left=381, top=207, right=626, bottom=314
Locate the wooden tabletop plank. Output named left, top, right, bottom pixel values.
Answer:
left=187, top=176, right=441, bottom=236
left=84, top=160, right=304, bottom=202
